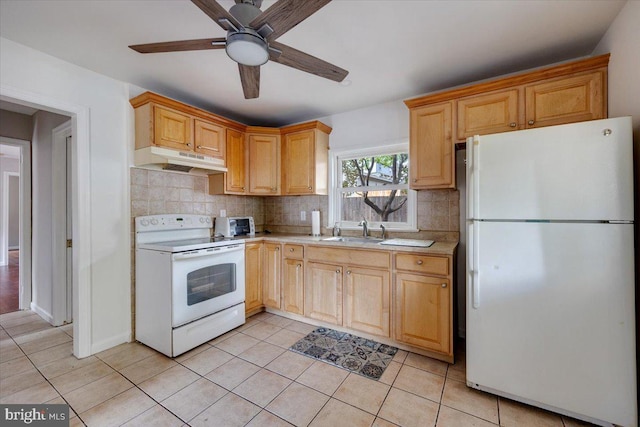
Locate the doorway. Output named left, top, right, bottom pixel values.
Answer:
left=0, top=87, right=91, bottom=358
left=0, top=138, right=31, bottom=314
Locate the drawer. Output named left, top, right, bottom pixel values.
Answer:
left=283, top=244, right=304, bottom=259
left=307, top=246, right=390, bottom=269
left=395, top=253, right=449, bottom=276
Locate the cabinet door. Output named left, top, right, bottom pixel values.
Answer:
left=225, top=128, right=247, bottom=194
left=194, top=119, right=225, bottom=160
left=154, top=106, right=193, bottom=150
left=525, top=71, right=605, bottom=129
left=263, top=243, right=281, bottom=309
left=457, top=89, right=520, bottom=140
left=248, top=134, right=280, bottom=194
left=409, top=102, right=454, bottom=189
left=395, top=272, right=450, bottom=354
left=344, top=266, right=390, bottom=337
left=283, top=130, right=315, bottom=195
left=305, top=262, right=343, bottom=325
left=283, top=258, right=304, bottom=315
left=244, top=243, right=263, bottom=313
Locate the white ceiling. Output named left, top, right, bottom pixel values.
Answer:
left=0, top=0, right=626, bottom=127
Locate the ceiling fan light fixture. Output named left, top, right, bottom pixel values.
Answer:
left=226, top=31, right=269, bottom=66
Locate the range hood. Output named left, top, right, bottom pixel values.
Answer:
left=134, top=146, right=227, bottom=175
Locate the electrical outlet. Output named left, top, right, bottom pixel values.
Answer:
left=300, top=211, right=306, bottom=221
left=220, top=209, right=226, bottom=217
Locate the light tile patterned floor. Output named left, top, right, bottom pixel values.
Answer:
left=0, top=310, right=596, bottom=427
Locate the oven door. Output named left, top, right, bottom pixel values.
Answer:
left=171, top=244, right=245, bottom=327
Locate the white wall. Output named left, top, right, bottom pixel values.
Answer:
left=0, top=37, right=133, bottom=355
left=318, top=99, right=409, bottom=150
left=31, top=111, right=70, bottom=322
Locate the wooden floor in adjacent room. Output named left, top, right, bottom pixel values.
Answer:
left=0, top=250, right=19, bottom=314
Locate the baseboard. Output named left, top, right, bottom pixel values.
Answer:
left=90, top=331, right=132, bottom=355
left=30, top=302, right=53, bottom=324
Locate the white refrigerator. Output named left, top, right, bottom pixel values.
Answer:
left=466, top=117, right=637, bottom=427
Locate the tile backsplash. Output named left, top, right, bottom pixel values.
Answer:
left=130, top=167, right=459, bottom=238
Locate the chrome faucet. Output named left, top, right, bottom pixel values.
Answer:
left=358, top=218, right=369, bottom=237
left=380, top=224, right=386, bottom=240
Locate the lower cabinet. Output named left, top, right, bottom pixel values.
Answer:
left=263, top=243, right=282, bottom=309
left=305, top=261, right=343, bottom=325
left=283, top=244, right=305, bottom=315
left=394, top=253, right=452, bottom=355
left=247, top=241, right=454, bottom=359
left=344, top=266, right=390, bottom=337
left=244, top=242, right=264, bottom=313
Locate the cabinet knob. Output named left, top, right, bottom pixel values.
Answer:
left=528, top=120, right=535, bottom=125
left=336, top=269, right=341, bottom=274
left=413, top=179, right=417, bottom=183
left=289, top=248, right=294, bottom=252
left=441, top=283, right=447, bottom=288
left=297, top=264, right=302, bottom=268
left=416, top=260, right=423, bottom=265
left=346, top=270, right=351, bottom=275
left=509, top=122, right=516, bottom=128
left=242, top=187, right=245, bottom=190
left=308, top=186, right=312, bottom=190
left=186, top=143, right=192, bottom=147
left=275, top=247, right=280, bottom=251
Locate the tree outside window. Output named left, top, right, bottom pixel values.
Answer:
left=332, top=145, right=416, bottom=231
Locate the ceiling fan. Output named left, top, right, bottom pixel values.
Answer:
left=129, top=0, right=349, bottom=99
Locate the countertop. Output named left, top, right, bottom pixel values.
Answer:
left=229, top=233, right=458, bottom=256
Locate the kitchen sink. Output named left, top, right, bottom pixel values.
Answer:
left=321, top=236, right=384, bottom=244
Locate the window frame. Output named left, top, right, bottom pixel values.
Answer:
left=328, top=142, right=417, bottom=232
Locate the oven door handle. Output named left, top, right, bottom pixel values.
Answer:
left=172, top=245, right=243, bottom=260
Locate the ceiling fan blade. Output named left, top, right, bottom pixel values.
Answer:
left=191, top=0, right=242, bottom=31
left=269, top=41, right=348, bottom=83
left=250, top=0, right=331, bottom=40
left=238, top=64, right=260, bottom=99
left=129, top=38, right=226, bottom=53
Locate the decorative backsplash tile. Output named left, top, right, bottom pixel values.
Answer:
left=130, top=168, right=459, bottom=236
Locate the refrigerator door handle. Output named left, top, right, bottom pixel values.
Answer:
left=469, top=221, right=480, bottom=308
left=466, top=136, right=475, bottom=219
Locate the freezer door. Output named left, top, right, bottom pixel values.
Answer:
left=467, top=117, right=633, bottom=221
left=466, top=221, right=636, bottom=426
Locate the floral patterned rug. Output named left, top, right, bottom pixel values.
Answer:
left=289, top=327, right=398, bottom=380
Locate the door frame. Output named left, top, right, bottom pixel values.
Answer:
left=2, top=172, right=20, bottom=252
left=52, top=121, right=72, bottom=326
left=0, top=137, right=31, bottom=311
left=1, top=84, right=92, bottom=358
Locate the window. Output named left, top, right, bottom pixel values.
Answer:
left=329, top=143, right=417, bottom=232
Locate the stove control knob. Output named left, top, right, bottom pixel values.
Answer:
left=199, top=217, right=205, bottom=223
left=206, top=217, right=211, bottom=223
left=150, top=219, right=159, bottom=225
left=140, top=219, right=149, bottom=227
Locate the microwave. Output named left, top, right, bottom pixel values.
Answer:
left=215, top=216, right=255, bottom=238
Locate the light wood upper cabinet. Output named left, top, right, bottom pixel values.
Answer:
left=263, top=243, right=282, bottom=309
left=194, top=119, right=225, bottom=160
left=245, top=242, right=264, bottom=314
left=281, top=122, right=331, bottom=195
left=210, top=128, right=246, bottom=195
left=409, top=102, right=454, bottom=189
left=406, top=55, right=608, bottom=190
left=305, top=261, right=343, bottom=325
left=344, top=266, right=390, bottom=337
left=247, top=129, right=281, bottom=195
left=524, top=71, right=605, bottom=129
left=457, top=89, right=521, bottom=140
left=153, top=105, right=193, bottom=150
